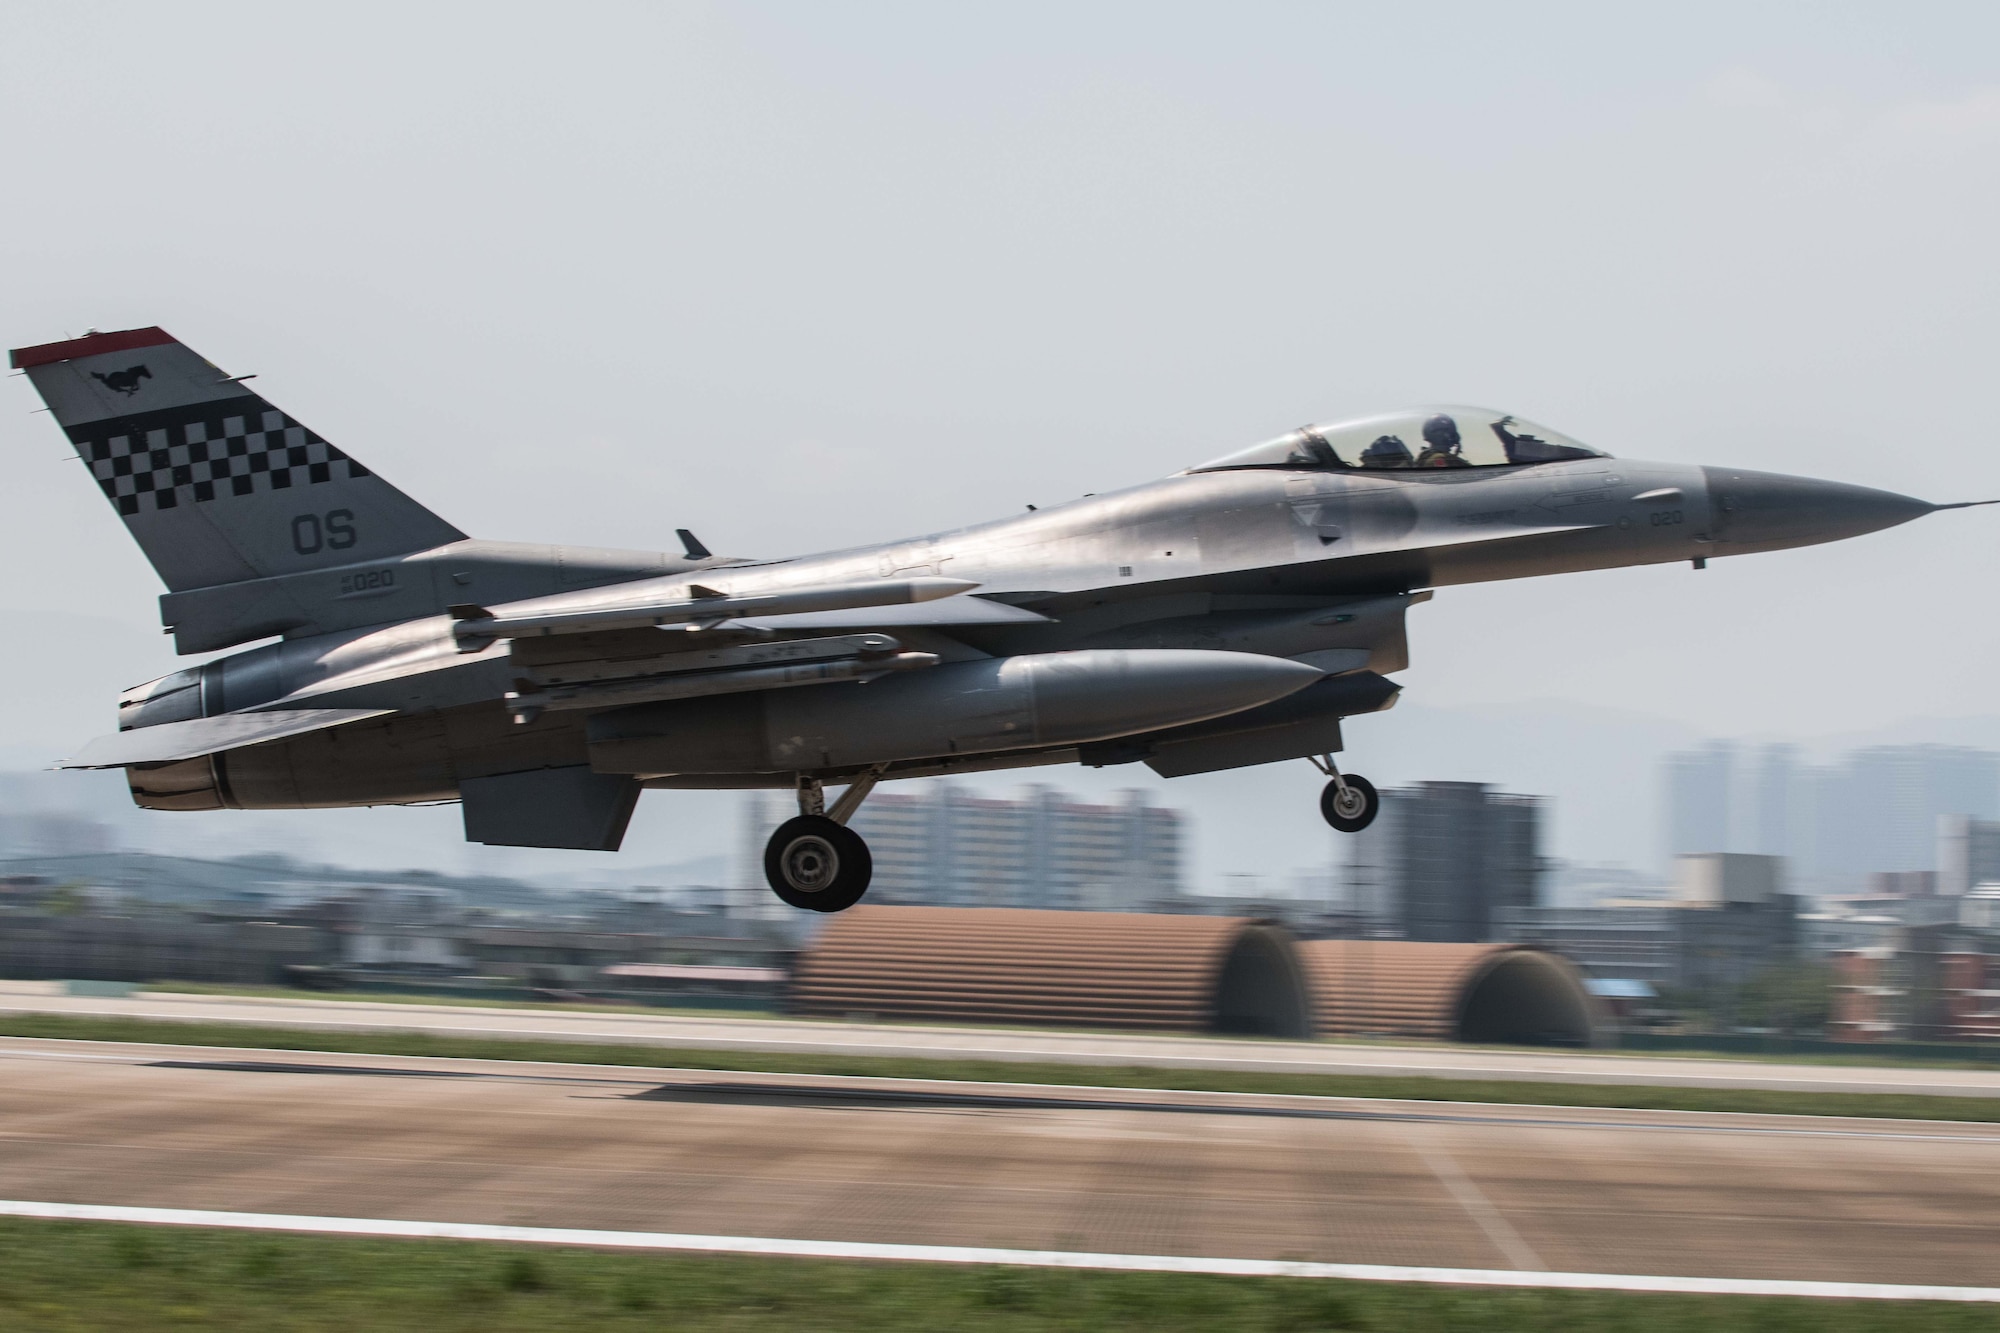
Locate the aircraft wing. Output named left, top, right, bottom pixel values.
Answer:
left=58, top=708, right=393, bottom=769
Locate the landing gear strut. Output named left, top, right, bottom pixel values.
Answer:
left=1309, top=755, right=1379, bottom=833
left=763, top=770, right=882, bottom=912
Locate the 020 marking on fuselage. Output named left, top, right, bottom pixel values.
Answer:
left=8, top=327, right=1982, bottom=913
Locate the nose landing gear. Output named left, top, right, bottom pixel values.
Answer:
left=764, top=770, right=882, bottom=912
left=1309, top=755, right=1380, bottom=833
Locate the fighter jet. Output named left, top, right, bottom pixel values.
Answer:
left=11, top=326, right=1979, bottom=911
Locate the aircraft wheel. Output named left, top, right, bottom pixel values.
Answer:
left=1320, top=775, right=1380, bottom=833
left=764, top=815, right=873, bottom=912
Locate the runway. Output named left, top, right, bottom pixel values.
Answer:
left=3, top=1036, right=2000, bottom=1290
left=5, top=984, right=2000, bottom=1096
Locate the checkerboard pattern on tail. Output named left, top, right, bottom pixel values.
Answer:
left=9, top=326, right=462, bottom=591
left=77, top=403, right=372, bottom=516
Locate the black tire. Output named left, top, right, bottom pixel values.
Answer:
left=763, top=815, right=873, bottom=912
left=1320, top=774, right=1380, bottom=833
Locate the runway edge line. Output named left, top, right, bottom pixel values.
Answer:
left=1, top=1200, right=1994, bottom=1303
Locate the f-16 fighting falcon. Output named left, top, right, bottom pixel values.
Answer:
left=11, top=326, right=1983, bottom=911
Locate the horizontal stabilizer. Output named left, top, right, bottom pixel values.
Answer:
left=59, top=707, right=391, bottom=769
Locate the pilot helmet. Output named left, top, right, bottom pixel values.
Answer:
left=1360, top=433, right=1413, bottom=465
left=1422, top=414, right=1461, bottom=451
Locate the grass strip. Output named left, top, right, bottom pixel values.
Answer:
left=0, top=1217, right=1990, bottom=1332
left=2, top=1011, right=1997, bottom=1123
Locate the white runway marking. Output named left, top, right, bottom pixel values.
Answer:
left=2, top=1200, right=1996, bottom=1303
left=1404, top=1137, right=1545, bottom=1270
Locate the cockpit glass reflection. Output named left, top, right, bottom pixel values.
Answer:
left=1189, top=407, right=1607, bottom=474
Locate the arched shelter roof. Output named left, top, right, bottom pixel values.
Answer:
left=1298, top=940, right=1598, bottom=1046
left=791, top=905, right=1311, bottom=1037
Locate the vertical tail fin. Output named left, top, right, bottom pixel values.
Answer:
left=10, top=327, right=464, bottom=592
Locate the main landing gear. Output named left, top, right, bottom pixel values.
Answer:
left=1309, top=755, right=1380, bottom=833
left=764, top=769, right=883, bottom=912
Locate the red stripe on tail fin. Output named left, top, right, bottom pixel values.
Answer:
left=9, top=327, right=177, bottom=370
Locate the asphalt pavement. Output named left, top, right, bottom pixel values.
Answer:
left=2, top=1036, right=1998, bottom=1288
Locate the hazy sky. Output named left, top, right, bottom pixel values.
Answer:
left=3, top=3, right=1997, bottom=885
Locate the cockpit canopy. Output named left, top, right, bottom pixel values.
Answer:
left=1189, top=407, right=1607, bottom=474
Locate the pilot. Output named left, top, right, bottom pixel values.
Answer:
left=1416, top=414, right=1469, bottom=468
left=1359, top=434, right=1413, bottom=469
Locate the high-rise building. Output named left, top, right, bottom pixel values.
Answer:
left=1936, top=815, right=2000, bottom=897
left=1834, top=747, right=2000, bottom=874
left=1795, top=746, right=2000, bottom=890
left=1347, top=781, right=1544, bottom=942
left=844, top=782, right=1184, bottom=910
left=1745, top=743, right=1800, bottom=858
left=1663, top=741, right=1735, bottom=858
left=1661, top=743, right=2000, bottom=894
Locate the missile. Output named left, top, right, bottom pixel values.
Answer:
left=507, top=650, right=940, bottom=722
left=450, top=576, right=980, bottom=649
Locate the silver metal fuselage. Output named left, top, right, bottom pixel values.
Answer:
left=123, top=448, right=1932, bottom=813
left=17, top=325, right=1946, bottom=850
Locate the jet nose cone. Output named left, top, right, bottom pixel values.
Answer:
left=1702, top=467, right=1934, bottom=553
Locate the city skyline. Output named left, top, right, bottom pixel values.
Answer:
left=1663, top=740, right=2000, bottom=891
